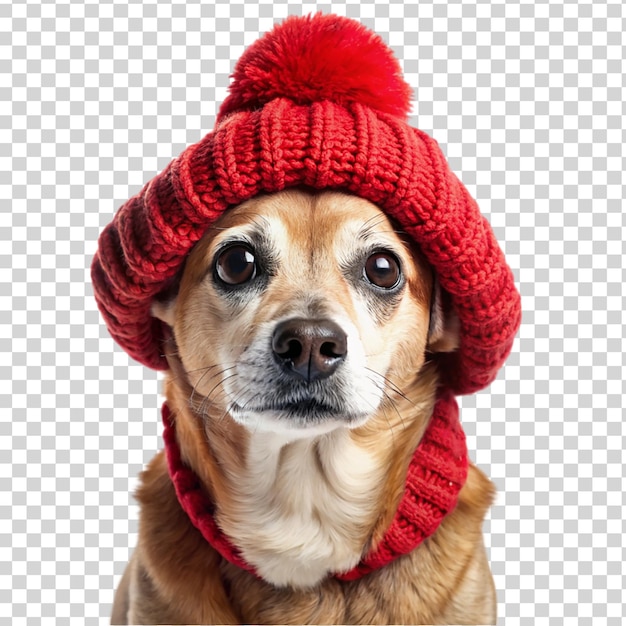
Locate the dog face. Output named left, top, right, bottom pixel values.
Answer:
left=154, top=189, right=454, bottom=438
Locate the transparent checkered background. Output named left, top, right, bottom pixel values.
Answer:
left=2, top=0, right=624, bottom=623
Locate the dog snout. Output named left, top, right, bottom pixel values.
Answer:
left=272, top=318, right=347, bottom=382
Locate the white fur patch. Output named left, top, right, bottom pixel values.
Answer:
left=218, top=428, right=385, bottom=588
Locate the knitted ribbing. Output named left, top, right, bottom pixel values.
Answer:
left=92, top=14, right=520, bottom=393
left=91, top=97, right=520, bottom=395
left=162, top=391, right=467, bottom=582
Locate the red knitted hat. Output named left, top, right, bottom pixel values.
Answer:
left=91, top=13, right=521, bottom=396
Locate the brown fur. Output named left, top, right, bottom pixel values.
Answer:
left=111, top=190, right=497, bottom=625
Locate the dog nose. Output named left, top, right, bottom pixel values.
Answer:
left=272, top=318, right=348, bottom=381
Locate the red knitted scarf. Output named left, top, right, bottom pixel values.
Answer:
left=162, top=391, right=468, bottom=582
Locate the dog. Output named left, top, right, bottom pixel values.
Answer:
left=110, top=188, right=497, bottom=625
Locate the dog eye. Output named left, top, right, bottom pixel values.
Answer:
left=215, top=246, right=256, bottom=286
left=364, top=253, right=401, bottom=289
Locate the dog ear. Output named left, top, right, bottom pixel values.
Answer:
left=151, top=298, right=176, bottom=328
left=152, top=298, right=189, bottom=377
left=427, top=276, right=460, bottom=353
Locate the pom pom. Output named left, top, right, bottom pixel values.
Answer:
left=218, top=14, right=413, bottom=120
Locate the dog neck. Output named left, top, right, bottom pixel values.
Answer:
left=218, top=425, right=391, bottom=587
left=162, top=369, right=469, bottom=588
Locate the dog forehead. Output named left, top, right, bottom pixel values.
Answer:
left=213, top=190, right=397, bottom=249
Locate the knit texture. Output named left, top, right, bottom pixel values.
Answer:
left=91, top=15, right=520, bottom=398
left=94, top=14, right=520, bottom=582
left=91, top=14, right=521, bottom=397
left=162, top=393, right=468, bottom=582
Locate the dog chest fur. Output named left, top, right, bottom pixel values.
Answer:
left=109, top=189, right=501, bottom=624
left=218, top=428, right=387, bottom=588
left=119, top=452, right=496, bottom=625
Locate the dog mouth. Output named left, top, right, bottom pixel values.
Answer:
left=229, top=391, right=368, bottom=429
left=232, top=397, right=336, bottom=418
left=222, top=317, right=384, bottom=433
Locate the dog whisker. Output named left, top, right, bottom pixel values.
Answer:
left=205, top=369, right=238, bottom=403
left=357, top=213, right=390, bottom=239
left=221, top=385, right=260, bottom=425
left=161, top=362, right=221, bottom=389
left=185, top=365, right=237, bottom=417
left=362, top=371, right=406, bottom=436
left=189, top=365, right=220, bottom=410
left=364, top=367, right=418, bottom=411
left=196, top=369, right=241, bottom=420
left=381, top=390, right=407, bottom=437
left=187, top=363, right=238, bottom=399
left=248, top=213, right=272, bottom=232
left=376, top=396, right=399, bottom=448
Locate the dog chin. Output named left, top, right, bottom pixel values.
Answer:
left=228, top=402, right=373, bottom=438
